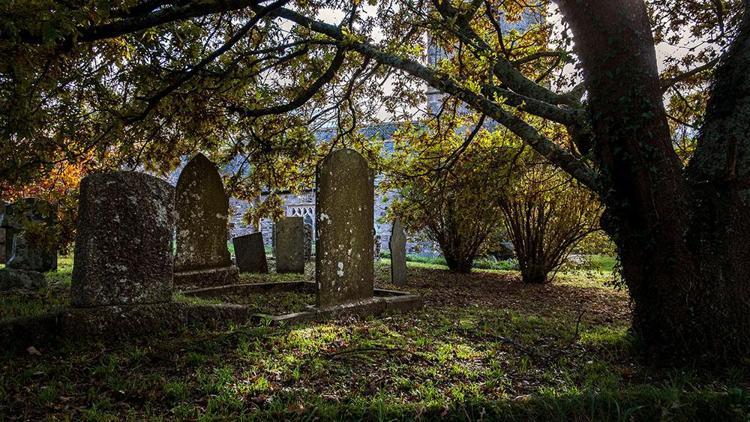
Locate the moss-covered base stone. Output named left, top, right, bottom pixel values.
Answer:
left=174, top=266, right=240, bottom=288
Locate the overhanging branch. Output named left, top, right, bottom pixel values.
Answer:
left=226, top=47, right=347, bottom=118
left=660, top=58, right=720, bottom=92
left=264, top=6, right=601, bottom=193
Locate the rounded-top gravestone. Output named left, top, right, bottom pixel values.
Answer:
left=174, top=154, right=238, bottom=286
left=175, top=154, right=233, bottom=272
left=71, top=171, right=175, bottom=307
left=316, top=149, right=374, bottom=307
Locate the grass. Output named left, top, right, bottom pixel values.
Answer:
left=0, top=256, right=747, bottom=420
left=192, top=291, right=315, bottom=314
left=379, top=252, right=616, bottom=274
left=0, top=256, right=72, bottom=320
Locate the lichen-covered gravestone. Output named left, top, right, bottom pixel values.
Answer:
left=174, top=154, right=239, bottom=286
left=274, top=217, right=305, bottom=273
left=316, top=149, right=374, bottom=307
left=0, top=198, right=57, bottom=271
left=71, top=172, right=175, bottom=306
left=233, top=232, right=268, bottom=273
left=389, top=219, right=407, bottom=286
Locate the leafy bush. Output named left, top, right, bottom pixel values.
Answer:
left=501, top=160, right=602, bottom=284
left=383, top=104, right=518, bottom=273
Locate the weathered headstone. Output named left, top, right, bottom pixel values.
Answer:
left=1, top=198, right=57, bottom=272
left=274, top=217, right=305, bottom=273
left=71, top=172, right=175, bottom=307
left=0, top=200, right=54, bottom=290
left=389, top=219, right=407, bottom=286
left=303, top=221, right=313, bottom=261
left=174, top=154, right=239, bottom=286
left=374, top=234, right=381, bottom=260
left=233, top=232, right=268, bottom=273
left=316, top=149, right=374, bottom=307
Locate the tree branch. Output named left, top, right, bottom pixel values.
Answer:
left=512, top=51, right=570, bottom=66
left=126, top=0, right=289, bottom=122
left=226, top=46, right=347, bottom=118
left=2, top=0, right=262, bottom=44
left=265, top=7, right=601, bottom=193
left=660, top=58, right=720, bottom=92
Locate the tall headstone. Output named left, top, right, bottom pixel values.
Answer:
left=316, top=149, right=374, bottom=307
left=174, top=154, right=239, bottom=286
left=389, top=219, right=407, bottom=286
left=1, top=198, right=57, bottom=272
left=233, top=232, right=268, bottom=273
left=71, top=172, right=175, bottom=307
left=274, top=217, right=305, bottom=273
left=374, top=234, right=382, bottom=260
left=303, top=221, right=313, bottom=261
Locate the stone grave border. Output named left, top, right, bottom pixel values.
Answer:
left=181, top=281, right=422, bottom=325
left=0, top=282, right=421, bottom=353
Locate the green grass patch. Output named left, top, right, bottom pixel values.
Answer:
left=0, top=257, right=745, bottom=420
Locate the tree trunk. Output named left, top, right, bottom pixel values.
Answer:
left=444, top=252, right=473, bottom=273
left=519, top=259, right=550, bottom=284
left=557, top=0, right=750, bottom=364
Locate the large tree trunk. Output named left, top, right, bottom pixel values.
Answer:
left=557, top=0, right=750, bottom=363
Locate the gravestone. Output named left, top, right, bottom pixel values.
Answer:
left=1, top=198, right=57, bottom=272
left=233, top=233, right=268, bottom=273
left=374, top=234, right=381, bottom=260
left=0, top=200, right=5, bottom=264
left=389, top=219, right=407, bottom=286
left=274, top=217, right=305, bottom=273
left=303, top=221, right=313, bottom=261
left=0, top=199, right=54, bottom=290
left=316, top=149, right=374, bottom=307
left=174, top=154, right=239, bottom=286
left=71, top=171, right=175, bottom=307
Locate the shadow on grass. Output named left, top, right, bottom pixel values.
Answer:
left=245, top=389, right=750, bottom=421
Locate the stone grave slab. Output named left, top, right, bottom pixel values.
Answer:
left=0, top=200, right=5, bottom=264
left=303, top=221, right=313, bottom=261
left=275, top=217, right=305, bottom=274
left=316, top=149, right=374, bottom=307
left=233, top=232, right=268, bottom=273
left=0, top=198, right=57, bottom=272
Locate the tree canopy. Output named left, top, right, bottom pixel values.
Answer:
left=1, top=0, right=738, bottom=190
